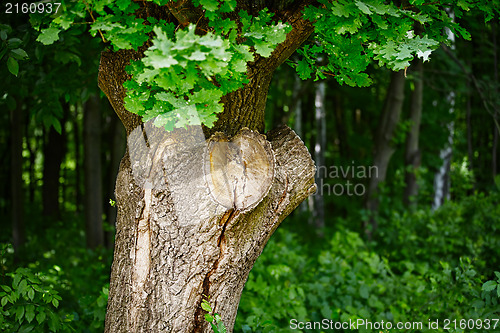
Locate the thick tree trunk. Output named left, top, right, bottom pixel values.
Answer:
left=99, top=2, right=316, bottom=331
left=84, top=95, right=105, bottom=249
left=403, top=59, right=423, bottom=206
left=364, top=70, right=405, bottom=235
left=104, top=123, right=315, bottom=332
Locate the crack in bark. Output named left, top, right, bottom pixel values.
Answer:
left=274, top=174, right=289, bottom=213
left=130, top=187, right=152, bottom=331
left=140, top=123, right=150, bottom=149
left=192, top=209, right=236, bottom=332
left=128, top=130, right=169, bottom=331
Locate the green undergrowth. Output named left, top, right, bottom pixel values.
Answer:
left=0, top=210, right=112, bottom=332
left=2, top=192, right=498, bottom=332
left=235, top=192, right=500, bottom=332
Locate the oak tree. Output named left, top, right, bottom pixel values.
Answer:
left=35, top=0, right=499, bottom=331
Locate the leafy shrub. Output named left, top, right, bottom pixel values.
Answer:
left=236, top=192, right=500, bottom=332
left=0, top=267, right=69, bottom=332
left=0, top=209, right=112, bottom=332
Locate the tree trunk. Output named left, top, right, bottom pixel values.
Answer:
left=105, top=111, right=126, bottom=248
left=84, top=95, right=105, bottom=249
left=25, top=119, right=36, bottom=204
left=42, top=105, right=67, bottom=219
left=99, top=3, right=316, bottom=331
left=364, top=70, right=405, bottom=235
left=293, top=75, right=309, bottom=216
left=11, top=100, right=25, bottom=255
left=466, top=79, right=474, bottom=174
left=492, top=20, right=498, bottom=179
left=73, top=105, right=82, bottom=212
left=334, top=91, right=349, bottom=159
left=292, top=75, right=304, bottom=139
left=432, top=12, right=456, bottom=210
left=313, top=81, right=326, bottom=229
left=104, top=123, right=315, bottom=332
left=432, top=124, right=453, bottom=209
left=403, top=59, right=423, bottom=206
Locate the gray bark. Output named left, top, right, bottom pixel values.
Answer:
left=105, top=123, right=315, bottom=332
left=99, top=1, right=317, bottom=331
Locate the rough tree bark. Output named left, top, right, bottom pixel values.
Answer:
left=99, top=1, right=317, bottom=332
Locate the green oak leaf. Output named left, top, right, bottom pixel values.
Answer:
left=253, top=39, right=274, bottom=57
left=37, top=27, right=60, bottom=45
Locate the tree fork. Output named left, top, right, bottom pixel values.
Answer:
left=98, top=2, right=318, bottom=331
left=100, top=121, right=315, bottom=332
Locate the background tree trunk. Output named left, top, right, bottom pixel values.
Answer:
left=73, top=106, right=83, bottom=213
left=313, top=81, right=326, bottom=229
left=84, top=95, right=105, bottom=249
left=105, top=112, right=126, bottom=248
left=25, top=119, right=36, bottom=204
left=432, top=13, right=456, bottom=210
left=11, top=101, right=25, bottom=255
left=404, top=59, right=423, bottom=206
left=492, top=20, right=498, bottom=179
left=466, top=79, right=474, bottom=174
left=334, top=91, right=349, bottom=159
left=364, top=70, right=405, bottom=235
left=42, top=104, right=67, bottom=219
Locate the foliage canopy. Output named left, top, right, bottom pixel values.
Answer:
left=31, top=0, right=500, bottom=130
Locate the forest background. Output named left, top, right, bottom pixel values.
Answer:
left=1, top=0, right=500, bottom=332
